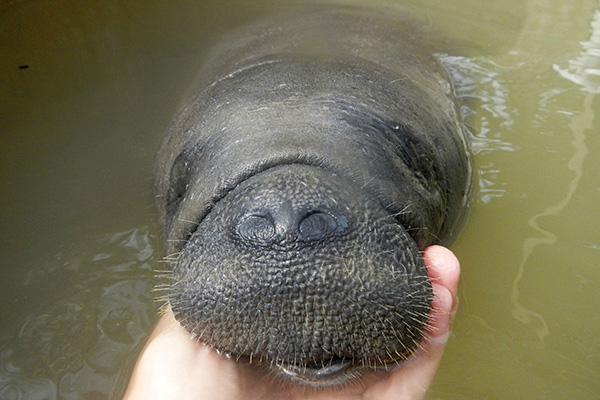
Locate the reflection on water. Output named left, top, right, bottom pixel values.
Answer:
left=555, top=7, right=600, bottom=93
left=503, top=2, right=597, bottom=344
left=511, top=92, right=593, bottom=342
left=496, top=0, right=597, bottom=345
left=438, top=55, right=517, bottom=204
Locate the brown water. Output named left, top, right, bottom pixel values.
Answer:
left=1, top=0, right=599, bottom=399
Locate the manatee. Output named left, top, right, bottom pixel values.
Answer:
left=154, top=5, right=471, bottom=388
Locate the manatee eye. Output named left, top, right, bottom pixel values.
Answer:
left=298, top=212, right=338, bottom=241
left=237, top=215, right=276, bottom=244
left=166, top=151, right=191, bottom=218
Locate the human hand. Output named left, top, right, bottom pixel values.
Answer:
left=124, top=245, right=460, bottom=400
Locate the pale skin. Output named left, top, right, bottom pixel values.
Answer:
left=124, top=245, right=460, bottom=400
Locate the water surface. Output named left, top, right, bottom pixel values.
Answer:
left=1, top=0, right=599, bottom=398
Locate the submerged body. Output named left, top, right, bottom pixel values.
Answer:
left=155, top=5, right=470, bottom=387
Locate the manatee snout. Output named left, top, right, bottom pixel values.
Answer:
left=168, top=165, right=432, bottom=386
left=170, top=165, right=431, bottom=380
left=155, top=5, right=470, bottom=388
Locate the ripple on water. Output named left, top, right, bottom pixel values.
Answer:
left=0, top=226, right=161, bottom=400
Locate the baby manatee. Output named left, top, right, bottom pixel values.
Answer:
left=154, top=4, right=471, bottom=388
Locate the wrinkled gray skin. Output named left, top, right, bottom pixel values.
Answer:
left=155, top=5, right=471, bottom=388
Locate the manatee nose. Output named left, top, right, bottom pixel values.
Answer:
left=236, top=203, right=346, bottom=245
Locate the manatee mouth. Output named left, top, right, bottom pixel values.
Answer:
left=272, top=359, right=356, bottom=387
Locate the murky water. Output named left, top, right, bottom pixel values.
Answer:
left=1, top=0, right=599, bottom=398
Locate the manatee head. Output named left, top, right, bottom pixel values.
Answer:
left=155, top=12, right=470, bottom=384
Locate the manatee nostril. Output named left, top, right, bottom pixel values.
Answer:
left=237, top=215, right=276, bottom=244
left=298, top=211, right=338, bottom=241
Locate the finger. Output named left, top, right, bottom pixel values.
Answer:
left=423, top=245, right=460, bottom=301
left=423, top=245, right=460, bottom=339
left=426, top=282, right=454, bottom=341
